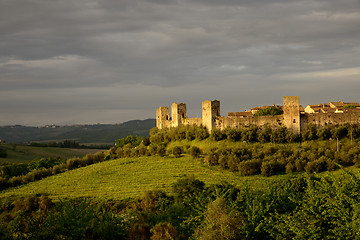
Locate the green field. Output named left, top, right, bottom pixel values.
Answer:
left=0, top=154, right=298, bottom=201
left=1, top=137, right=360, bottom=202
left=0, top=144, right=101, bottom=164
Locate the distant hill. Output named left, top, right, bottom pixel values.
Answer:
left=0, top=119, right=156, bottom=144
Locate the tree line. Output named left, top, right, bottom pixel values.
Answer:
left=149, top=123, right=360, bottom=144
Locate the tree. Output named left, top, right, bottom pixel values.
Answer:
left=344, top=104, right=356, bottom=109
left=193, top=198, right=243, bottom=240
left=172, top=176, right=205, bottom=201
left=150, top=222, right=177, bottom=240
left=116, top=135, right=142, bottom=148
left=254, top=106, right=283, bottom=116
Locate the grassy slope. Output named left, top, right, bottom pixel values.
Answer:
left=2, top=139, right=359, bottom=202
left=0, top=144, right=100, bottom=164
left=0, top=155, right=291, bottom=202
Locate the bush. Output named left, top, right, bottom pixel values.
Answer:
left=172, top=146, right=182, bottom=158
left=52, top=164, right=67, bottom=174
left=210, top=129, right=225, bottom=141
left=9, top=175, right=23, bottom=187
left=150, top=222, right=177, bottom=240
left=157, top=145, right=166, bottom=157
left=261, top=160, right=284, bottom=177
left=238, top=159, right=261, bottom=176
left=218, top=155, right=228, bottom=169
left=294, top=159, right=306, bottom=172
left=138, top=144, right=149, bottom=156
left=149, top=145, right=158, bottom=156
left=67, top=158, right=80, bottom=170
left=172, top=176, right=205, bottom=201
left=285, top=162, right=295, bottom=174
left=190, top=146, right=201, bottom=159
left=227, top=154, right=240, bottom=172
left=116, top=135, right=142, bottom=148
left=207, top=152, right=219, bottom=166
left=305, top=159, right=327, bottom=173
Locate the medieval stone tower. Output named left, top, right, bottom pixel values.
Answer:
left=202, top=100, right=220, bottom=132
left=283, top=96, right=301, bottom=134
left=156, top=106, right=170, bottom=129
left=171, top=103, right=186, bottom=127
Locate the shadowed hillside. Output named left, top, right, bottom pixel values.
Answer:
left=0, top=119, right=155, bottom=144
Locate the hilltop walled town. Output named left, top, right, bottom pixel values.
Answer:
left=156, top=96, right=360, bottom=134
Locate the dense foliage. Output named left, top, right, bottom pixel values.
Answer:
left=1, top=123, right=360, bottom=239
left=1, top=173, right=360, bottom=239
left=149, top=123, right=360, bottom=144
left=253, top=106, right=284, bottom=116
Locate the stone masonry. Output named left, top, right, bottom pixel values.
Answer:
left=156, top=96, right=360, bottom=134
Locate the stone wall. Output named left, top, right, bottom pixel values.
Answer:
left=182, top=117, right=203, bottom=126
left=300, top=112, right=360, bottom=131
left=156, top=96, right=360, bottom=134
left=216, top=115, right=283, bottom=130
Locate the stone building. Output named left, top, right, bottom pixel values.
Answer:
left=156, top=96, right=360, bottom=134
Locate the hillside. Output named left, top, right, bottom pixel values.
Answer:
left=0, top=144, right=100, bottom=164
left=1, top=124, right=360, bottom=239
left=0, top=154, right=291, bottom=201
left=0, top=119, right=155, bottom=144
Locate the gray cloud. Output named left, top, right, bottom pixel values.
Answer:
left=1, top=0, right=359, bottom=125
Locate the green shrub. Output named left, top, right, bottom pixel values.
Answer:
left=253, top=106, right=283, bottom=116
left=150, top=222, right=178, bottom=240
left=207, top=152, right=219, bottom=166
left=227, top=154, right=240, bottom=172
left=157, top=145, right=166, bottom=157
left=66, top=158, right=80, bottom=170
left=190, top=146, right=201, bottom=159
left=285, top=162, right=295, bottom=174
left=172, top=146, right=182, bottom=158
left=210, top=129, right=225, bottom=141
left=238, top=159, right=261, bottom=176
left=172, top=176, right=205, bottom=201
left=116, top=135, right=142, bottom=148
left=9, top=175, right=23, bottom=187
left=305, top=159, right=327, bottom=173
left=149, top=145, right=158, bottom=156
left=52, top=164, right=67, bottom=174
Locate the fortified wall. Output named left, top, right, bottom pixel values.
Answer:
left=156, top=96, right=360, bottom=134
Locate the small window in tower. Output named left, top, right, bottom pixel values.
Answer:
left=166, top=116, right=169, bottom=120
left=293, top=119, right=296, bottom=123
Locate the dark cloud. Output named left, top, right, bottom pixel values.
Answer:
left=0, top=0, right=359, bottom=125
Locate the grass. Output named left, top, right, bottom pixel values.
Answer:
left=0, top=154, right=292, bottom=202
left=1, top=139, right=359, bottom=202
left=0, top=144, right=101, bottom=164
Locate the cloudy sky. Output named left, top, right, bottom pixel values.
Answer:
left=1, top=0, right=360, bottom=126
